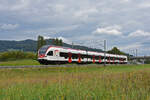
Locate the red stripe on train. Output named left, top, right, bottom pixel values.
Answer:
left=113, top=57, right=115, bottom=64
left=68, top=52, right=72, bottom=63
left=39, top=54, right=45, bottom=58
left=78, top=54, right=81, bottom=63
left=93, top=56, right=95, bottom=63
left=99, top=56, right=101, bottom=63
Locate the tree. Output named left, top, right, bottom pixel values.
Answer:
left=52, top=38, right=63, bottom=46
left=52, top=39, right=55, bottom=45
left=107, top=47, right=126, bottom=55
left=59, top=39, right=63, bottom=46
left=37, top=35, right=46, bottom=51
left=58, top=38, right=63, bottom=46
left=56, top=38, right=59, bottom=45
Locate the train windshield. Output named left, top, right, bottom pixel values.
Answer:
left=39, top=45, right=50, bottom=54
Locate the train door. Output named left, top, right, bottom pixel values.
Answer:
left=108, top=56, right=110, bottom=64
left=78, top=54, right=81, bottom=63
left=68, top=52, right=72, bottom=63
left=54, top=50, right=59, bottom=59
left=119, top=58, right=122, bottom=64
left=93, top=55, right=95, bottom=63
left=99, top=56, right=101, bottom=63
left=113, top=57, right=115, bottom=64
left=109, top=56, right=111, bottom=64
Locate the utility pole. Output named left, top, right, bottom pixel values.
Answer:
left=104, top=40, right=106, bottom=66
left=143, top=55, right=145, bottom=64
left=136, top=49, right=138, bottom=57
left=72, top=42, right=74, bottom=49
left=135, top=49, right=138, bottom=64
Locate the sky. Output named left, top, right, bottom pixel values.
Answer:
left=0, top=0, right=150, bottom=56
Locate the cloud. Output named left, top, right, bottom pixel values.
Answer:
left=11, top=0, right=30, bottom=11
left=74, top=8, right=98, bottom=18
left=43, top=36, right=52, bottom=39
left=93, top=25, right=122, bottom=35
left=128, top=30, right=150, bottom=37
left=119, top=42, right=142, bottom=50
left=138, top=2, right=150, bottom=8
left=0, top=24, right=19, bottom=30
left=24, top=24, right=79, bottom=35
left=58, top=36, right=71, bottom=44
left=118, top=42, right=142, bottom=56
left=0, top=0, right=150, bottom=55
left=120, top=0, right=130, bottom=3
left=54, top=4, right=66, bottom=13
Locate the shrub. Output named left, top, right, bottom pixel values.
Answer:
left=0, top=51, right=37, bottom=61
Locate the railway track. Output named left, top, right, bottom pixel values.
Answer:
left=0, top=65, right=72, bottom=69
left=0, top=64, right=105, bottom=69
left=0, top=64, right=129, bottom=69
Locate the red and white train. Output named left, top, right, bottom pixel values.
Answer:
left=38, top=45, right=128, bottom=65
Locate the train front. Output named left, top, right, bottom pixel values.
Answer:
left=38, top=45, right=50, bottom=64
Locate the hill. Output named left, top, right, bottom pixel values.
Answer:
left=0, top=39, right=103, bottom=52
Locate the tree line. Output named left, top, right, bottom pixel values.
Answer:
left=0, top=51, right=37, bottom=61
left=107, top=47, right=127, bottom=55
left=37, top=35, right=63, bottom=51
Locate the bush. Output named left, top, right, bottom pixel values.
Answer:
left=0, top=51, right=37, bottom=61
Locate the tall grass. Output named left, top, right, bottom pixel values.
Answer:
left=0, top=59, right=40, bottom=66
left=0, top=65, right=150, bottom=100
left=0, top=51, right=37, bottom=61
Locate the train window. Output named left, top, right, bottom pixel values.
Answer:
left=123, top=58, right=126, bottom=60
left=105, top=57, right=109, bottom=60
left=110, top=57, right=114, bottom=60
left=81, top=54, right=87, bottom=59
left=81, top=55, right=83, bottom=59
left=85, top=55, right=89, bottom=58
left=115, top=57, right=119, bottom=60
left=119, top=58, right=122, bottom=60
left=60, top=52, right=68, bottom=59
left=39, top=45, right=49, bottom=54
left=95, top=56, right=99, bottom=60
left=47, top=51, right=53, bottom=56
left=72, top=53, right=78, bottom=59
left=101, top=56, right=104, bottom=59
left=87, top=55, right=92, bottom=59
left=121, top=58, right=126, bottom=61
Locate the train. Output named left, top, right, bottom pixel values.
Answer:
left=38, top=45, right=128, bottom=65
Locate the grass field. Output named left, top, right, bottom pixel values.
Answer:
left=0, top=59, right=40, bottom=66
left=0, top=64, right=150, bottom=100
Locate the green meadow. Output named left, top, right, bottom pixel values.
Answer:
left=0, top=64, right=150, bottom=100
left=0, top=59, right=40, bottom=66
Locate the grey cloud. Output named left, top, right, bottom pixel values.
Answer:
left=93, top=25, right=122, bottom=35
left=0, top=24, right=19, bottom=30
left=0, top=0, right=150, bottom=55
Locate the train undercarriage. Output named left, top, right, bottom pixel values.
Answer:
left=38, top=59, right=127, bottom=65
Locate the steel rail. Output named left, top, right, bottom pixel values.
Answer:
left=0, top=64, right=128, bottom=69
